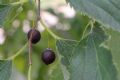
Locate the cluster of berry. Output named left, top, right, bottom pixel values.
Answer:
left=27, top=29, right=56, bottom=65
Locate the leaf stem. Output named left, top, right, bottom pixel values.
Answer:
left=6, top=43, right=28, bottom=60
left=90, top=20, right=95, bottom=33
left=28, top=64, right=32, bottom=80
left=81, top=20, right=91, bottom=40
left=40, top=20, right=62, bottom=39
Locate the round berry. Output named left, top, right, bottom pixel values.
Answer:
left=41, top=48, right=56, bottom=65
left=27, top=29, right=41, bottom=44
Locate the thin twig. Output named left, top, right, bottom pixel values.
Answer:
left=34, top=0, right=41, bottom=28
left=28, top=40, right=32, bottom=65
left=38, top=0, right=40, bottom=19
left=28, top=0, right=41, bottom=65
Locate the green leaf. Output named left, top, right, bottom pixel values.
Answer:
left=0, top=3, right=23, bottom=27
left=66, top=0, right=120, bottom=31
left=57, top=27, right=118, bottom=80
left=49, top=63, right=65, bottom=80
left=0, top=0, right=15, bottom=4
left=107, top=29, right=120, bottom=80
left=0, top=5, right=12, bottom=26
left=0, top=60, right=12, bottom=80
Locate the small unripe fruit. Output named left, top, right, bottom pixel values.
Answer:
left=27, top=29, right=41, bottom=44
left=41, top=48, right=56, bottom=65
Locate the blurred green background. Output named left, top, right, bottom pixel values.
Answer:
left=0, top=0, right=89, bottom=80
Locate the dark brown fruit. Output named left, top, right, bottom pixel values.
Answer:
left=41, top=48, right=56, bottom=65
left=27, top=29, right=41, bottom=44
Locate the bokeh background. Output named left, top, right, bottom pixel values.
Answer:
left=0, top=0, right=89, bottom=80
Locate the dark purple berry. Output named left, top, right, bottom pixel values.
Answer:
left=27, top=29, right=41, bottom=44
left=42, top=48, right=56, bottom=65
